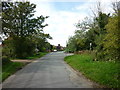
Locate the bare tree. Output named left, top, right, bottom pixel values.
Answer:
left=112, top=1, right=120, bottom=14
left=90, top=1, right=103, bottom=19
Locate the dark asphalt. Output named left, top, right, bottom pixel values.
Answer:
left=2, top=51, right=93, bottom=88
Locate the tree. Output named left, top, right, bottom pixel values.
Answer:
left=66, top=18, right=92, bottom=52
left=32, top=33, right=52, bottom=52
left=103, top=15, right=119, bottom=61
left=2, top=2, right=48, bottom=37
left=103, top=1, right=120, bottom=61
left=66, top=36, right=77, bottom=53
left=2, top=2, right=51, bottom=58
left=85, top=27, right=97, bottom=50
left=93, top=11, right=110, bottom=60
left=66, top=1, right=119, bottom=62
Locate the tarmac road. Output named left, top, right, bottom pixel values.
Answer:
left=2, top=51, right=93, bottom=88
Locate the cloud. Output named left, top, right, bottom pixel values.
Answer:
left=28, top=1, right=88, bottom=46
left=44, top=11, right=86, bottom=46
left=73, top=0, right=118, bottom=19
left=4, top=0, right=116, bottom=46
left=29, top=0, right=117, bottom=46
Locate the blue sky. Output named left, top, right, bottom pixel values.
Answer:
left=27, top=0, right=115, bottom=47
left=51, top=2, right=85, bottom=11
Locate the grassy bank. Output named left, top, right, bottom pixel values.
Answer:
left=1, top=52, right=48, bottom=81
left=2, top=62, right=25, bottom=81
left=64, top=54, right=119, bottom=88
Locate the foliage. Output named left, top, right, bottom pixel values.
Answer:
left=94, top=12, right=110, bottom=61
left=66, top=2, right=120, bottom=62
left=65, top=2, right=120, bottom=88
left=25, top=52, right=48, bottom=59
left=85, top=28, right=97, bottom=50
left=1, top=2, right=52, bottom=59
left=2, top=37, right=15, bottom=58
left=2, top=56, right=11, bottom=65
left=103, top=15, right=120, bottom=61
left=64, top=54, right=120, bottom=88
left=66, top=36, right=77, bottom=52
left=66, top=18, right=89, bottom=53
left=31, top=33, right=52, bottom=52
left=12, top=36, right=36, bottom=58
left=2, top=2, right=48, bottom=37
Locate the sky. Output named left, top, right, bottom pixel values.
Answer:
left=2, top=0, right=118, bottom=46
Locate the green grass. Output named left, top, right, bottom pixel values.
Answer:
left=25, top=52, right=48, bottom=59
left=64, top=54, right=120, bottom=88
left=1, top=52, right=48, bottom=81
left=1, top=62, right=25, bottom=81
left=1, top=51, right=48, bottom=81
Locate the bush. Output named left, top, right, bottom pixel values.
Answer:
left=2, top=38, right=15, bottom=58
left=2, top=56, right=11, bottom=65
left=13, top=36, right=36, bottom=58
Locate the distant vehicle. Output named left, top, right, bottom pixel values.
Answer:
left=53, top=49, right=57, bottom=52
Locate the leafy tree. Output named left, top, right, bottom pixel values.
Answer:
left=31, top=33, right=52, bottom=52
left=103, top=14, right=120, bottom=61
left=2, top=2, right=51, bottom=58
left=74, top=30, right=86, bottom=51
left=2, top=37, right=15, bottom=58
left=66, top=36, right=77, bottom=53
left=94, top=12, right=110, bottom=60
left=66, top=1, right=119, bottom=62
left=66, top=18, right=92, bottom=52
left=85, top=28, right=97, bottom=50
left=2, top=2, right=48, bottom=37
left=94, top=1, right=119, bottom=61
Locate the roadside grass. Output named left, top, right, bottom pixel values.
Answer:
left=64, top=54, right=120, bottom=88
left=1, top=62, right=25, bottom=81
left=25, top=52, right=48, bottom=59
left=1, top=52, right=48, bottom=81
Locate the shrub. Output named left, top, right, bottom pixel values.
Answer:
left=2, top=56, right=11, bottom=65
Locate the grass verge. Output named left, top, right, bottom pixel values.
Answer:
left=25, top=52, right=48, bottom=59
left=1, top=52, right=48, bottom=81
left=64, top=54, right=120, bottom=88
left=1, top=62, right=25, bottom=81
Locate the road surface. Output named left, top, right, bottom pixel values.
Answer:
left=2, top=51, right=94, bottom=88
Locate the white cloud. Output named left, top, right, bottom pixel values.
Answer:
left=73, top=0, right=117, bottom=17
left=28, top=0, right=117, bottom=47
left=28, top=1, right=88, bottom=46
left=44, top=11, right=86, bottom=46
